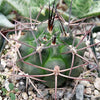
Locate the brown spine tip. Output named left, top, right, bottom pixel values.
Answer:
left=47, top=24, right=53, bottom=34
left=43, top=35, right=47, bottom=41
left=52, top=35, right=56, bottom=45
left=48, top=1, right=56, bottom=34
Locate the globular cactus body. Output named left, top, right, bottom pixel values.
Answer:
left=17, top=19, right=86, bottom=87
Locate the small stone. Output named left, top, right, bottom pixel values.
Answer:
left=84, top=52, right=93, bottom=59
left=19, top=81, right=24, bottom=85
left=98, top=47, right=100, bottom=52
left=37, top=91, right=43, bottom=98
left=4, top=98, right=8, bottom=100
left=85, top=88, right=92, bottom=95
left=52, top=90, right=64, bottom=99
left=86, top=40, right=90, bottom=46
left=22, top=92, right=28, bottom=100
left=16, top=83, right=19, bottom=88
left=1, top=59, right=6, bottom=68
left=37, top=83, right=45, bottom=90
left=96, top=52, right=100, bottom=59
left=5, top=45, right=9, bottom=49
left=0, top=96, right=2, bottom=100
left=0, top=64, right=4, bottom=72
left=6, top=61, right=13, bottom=68
left=16, top=73, right=23, bottom=80
left=4, top=79, right=10, bottom=91
left=57, top=90, right=64, bottom=98
left=80, top=81, right=91, bottom=87
left=76, top=84, right=84, bottom=100
left=5, top=55, right=11, bottom=59
left=44, top=95, right=50, bottom=100
left=28, top=91, right=33, bottom=96
left=5, top=68, right=9, bottom=72
left=84, top=94, right=92, bottom=98
left=94, top=78, right=100, bottom=90
left=97, top=32, right=100, bottom=36
left=18, top=84, right=26, bottom=91
left=49, top=89, right=55, bottom=94
left=0, top=77, right=4, bottom=84
left=96, top=33, right=100, bottom=40
left=94, top=90, right=100, bottom=96
left=93, top=33, right=97, bottom=38
left=84, top=98, right=90, bottom=100
left=87, top=63, right=97, bottom=70
left=52, top=93, right=60, bottom=99
left=64, top=91, right=73, bottom=100
left=94, top=39, right=100, bottom=44
left=28, top=84, right=34, bottom=91
left=19, top=98, right=23, bottom=100
left=29, top=96, right=33, bottom=100
left=37, top=90, right=48, bottom=98
left=96, top=48, right=99, bottom=52
left=0, top=90, right=2, bottom=93
left=18, top=79, right=26, bottom=91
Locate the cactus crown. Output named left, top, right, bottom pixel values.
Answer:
left=17, top=1, right=86, bottom=88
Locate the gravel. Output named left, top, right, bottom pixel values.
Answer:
left=64, top=91, right=73, bottom=100
left=76, top=84, right=84, bottom=100
left=22, top=92, right=28, bottom=100
left=0, top=18, right=100, bottom=100
left=94, top=78, right=100, bottom=90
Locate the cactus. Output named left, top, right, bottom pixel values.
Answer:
left=17, top=3, right=86, bottom=88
